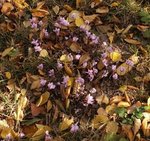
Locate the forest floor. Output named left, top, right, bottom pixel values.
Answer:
left=0, top=0, right=150, bottom=141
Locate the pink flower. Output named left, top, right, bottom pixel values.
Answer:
left=40, top=79, right=47, bottom=86
left=48, top=82, right=56, bottom=90
left=82, top=62, right=87, bottom=68
left=53, top=28, right=60, bottom=36
left=90, top=88, right=97, bottom=94
left=112, top=73, right=118, bottom=79
left=37, top=64, right=44, bottom=70
left=101, top=52, right=107, bottom=58
left=38, top=20, right=43, bottom=26
left=30, top=17, right=37, bottom=23
left=31, top=23, right=37, bottom=28
left=119, top=66, right=125, bottom=72
left=70, top=123, right=79, bottom=133
left=111, top=65, right=116, bottom=71
left=34, top=46, right=42, bottom=52
left=75, top=54, right=81, bottom=60
left=87, top=69, right=94, bottom=81
left=75, top=77, right=84, bottom=85
left=45, top=131, right=52, bottom=141
left=85, top=94, right=94, bottom=105
left=102, top=70, right=109, bottom=78
left=73, top=37, right=78, bottom=42
left=57, top=61, right=63, bottom=70
left=102, top=59, right=108, bottom=66
left=59, top=17, right=70, bottom=26
left=62, top=76, right=69, bottom=87
left=31, top=39, right=39, bottom=46
left=126, top=59, right=134, bottom=66
left=43, top=29, right=49, bottom=37
left=48, top=69, right=54, bottom=77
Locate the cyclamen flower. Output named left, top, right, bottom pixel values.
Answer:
left=34, top=46, right=42, bottom=52
left=85, top=94, right=94, bottom=105
left=48, top=69, right=54, bottom=76
left=19, top=132, right=25, bottom=138
left=53, top=28, right=60, bottom=36
left=73, top=37, right=78, bottom=42
left=126, top=59, right=134, bottom=67
left=102, top=59, right=108, bottom=66
left=45, top=131, right=52, bottom=141
left=75, top=54, right=81, bottom=60
left=59, top=17, right=70, bottom=26
left=102, top=70, right=109, bottom=78
left=90, top=88, right=97, bottom=94
left=30, top=17, right=37, bottom=23
left=31, top=23, right=37, bottom=29
left=119, top=66, right=125, bottom=72
left=37, top=64, right=44, bottom=70
left=31, top=39, right=39, bottom=46
left=75, top=77, right=84, bottom=85
left=5, top=133, right=12, bottom=141
left=40, top=79, right=47, bottom=86
left=82, top=62, right=87, bottom=68
left=43, top=29, right=49, bottom=37
left=62, top=76, right=69, bottom=87
left=57, top=61, right=63, bottom=70
left=87, top=69, right=94, bottom=81
left=48, top=82, right=56, bottom=90
left=38, top=20, right=43, bottom=26
left=111, top=65, right=116, bottom=71
left=70, top=123, right=79, bottom=133
left=112, top=73, right=118, bottom=80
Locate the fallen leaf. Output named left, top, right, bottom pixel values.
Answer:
left=30, top=80, right=41, bottom=90
left=1, top=2, right=14, bottom=15
left=59, top=117, right=73, bottom=131
left=39, top=49, right=49, bottom=57
left=13, top=0, right=28, bottom=9
left=97, top=107, right=107, bottom=116
left=47, top=100, right=52, bottom=112
left=96, top=6, right=109, bottom=14
left=2, top=47, right=13, bottom=57
left=143, top=73, right=150, bottom=82
left=118, top=101, right=130, bottom=107
left=107, top=32, right=115, bottom=44
left=83, top=14, right=97, bottom=23
left=133, top=118, right=141, bottom=136
left=31, top=103, right=45, bottom=116
left=53, top=5, right=60, bottom=14
left=75, top=17, right=84, bottom=27
left=36, top=91, right=50, bottom=107
left=5, top=72, right=11, bottom=79
left=110, top=96, right=124, bottom=104
left=124, top=38, right=141, bottom=45
left=64, top=63, right=73, bottom=76
left=142, top=117, right=150, bottom=137
left=92, top=115, right=109, bottom=129
left=96, top=94, right=109, bottom=105
left=70, top=42, right=82, bottom=52
left=105, top=104, right=117, bottom=115
left=79, top=53, right=90, bottom=66
left=106, top=121, right=118, bottom=134
left=122, top=124, right=134, bottom=141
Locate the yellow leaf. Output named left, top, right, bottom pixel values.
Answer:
left=39, top=49, right=48, bottom=57
left=133, top=118, right=141, bottom=136
left=18, top=96, right=28, bottom=109
left=75, top=17, right=84, bottom=27
left=0, top=120, right=9, bottom=129
left=124, top=38, right=141, bottom=45
left=96, top=94, right=109, bottom=105
left=1, top=128, right=17, bottom=139
left=14, top=107, right=24, bottom=121
left=148, top=97, right=150, bottom=106
left=110, top=96, right=124, bottom=104
left=5, top=72, right=11, bottom=79
left=64, top=63, right=73, bottom=76
left=59, top=117, right=74, bottom=131
left=2, top=47, right=13, bottom=57
left=92, top=115, right=109, bottom=129
left=96, top=6, right=109, bottom=14
left=109, top=51, right=121, bottom=62
left=36, top=91, right=50, bottom=107
left=111, top=2, right=119, bottom=7
left=119, top=85, right=128, bottom=93
left=118, top=101, right=130, bottom=107
left=105, top=104, right=117, bottom=115
left=60, top=54, right=73, bottom=63
left=13, top=0, right=29, bottom=9
left=106, top=121, right=118, bottom=133
left=1, top=2, right=14, bottom=14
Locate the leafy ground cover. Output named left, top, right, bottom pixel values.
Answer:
left=0, top=0, right=150, bottom=140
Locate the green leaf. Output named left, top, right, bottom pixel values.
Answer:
left=103, top=133, right=120, bottom=141
left=119, top=138, right=128, bottom=141
left=115, top=107, right=127, bottom=118
left=143, top=29, right=150, bottom=38
left=22, top=118, right=42, bottom=126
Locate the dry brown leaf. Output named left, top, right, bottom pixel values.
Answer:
left=127, top=101, right=141, bottom=114
left=30, top=80, right=40, bottom=90
left=122, top=24, right=133, bottom=35
left=2, top=47, right=13, bottom=57
left=97, top=107, right=107, bottom=116
left=90, top=0, right=103, bottom=8
left=96, top=6, right=109, bottom=14
left=142, top=118, right=150, bottom=137
left=143, top=73, right=150, bottom=82
left=31, top=103, right=45, bottom=116
left=70, top=42, right=82, bottom=52
left=107, top=32, right=115, bottom=44
left=79, top=53, right=90, bottom=66
left=83, top=14, right=97, bottom=23
left=97, top=60, right=105, bottom=70
left=137, top=25, right=150, bottom=31
left=122, top=124, right=134, bottom=141
left=106, top=121, right=118, bottom=133
left=105, top=104, right=117, bottom=115
left=39, top=49, right=49, bottom=57
left=124, top=38, right=141, bottom=45
left=52, top=5, right=60, bottom=14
